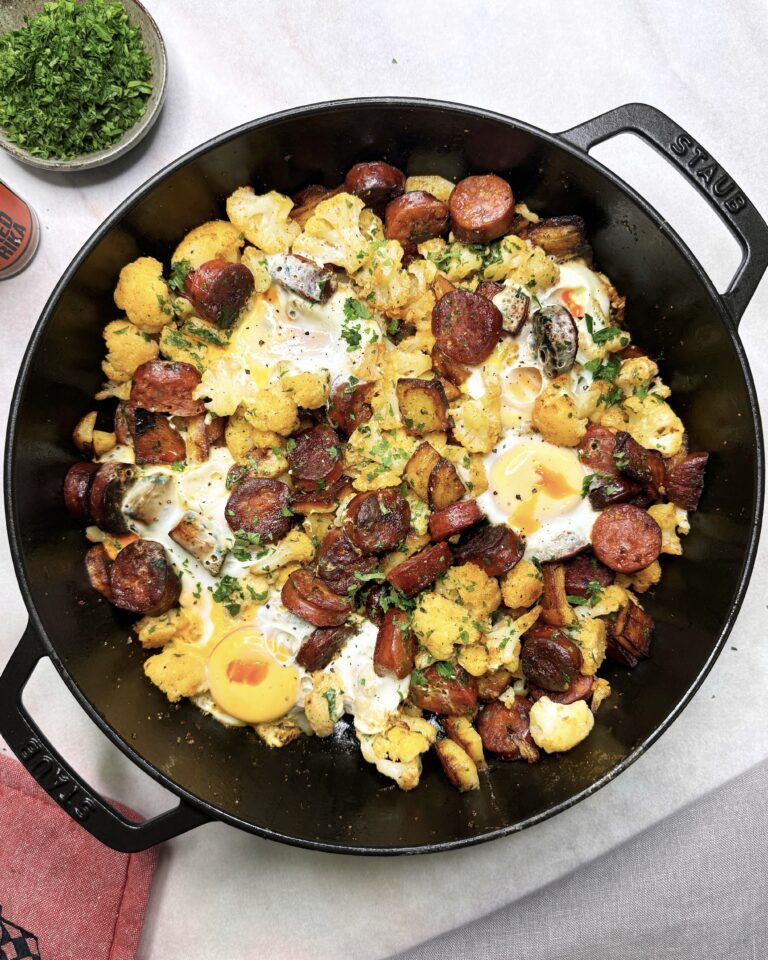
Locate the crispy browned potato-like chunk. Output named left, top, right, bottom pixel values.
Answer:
left=527, top=215, right=591, bottom=262
left=435, top=738, right=480, bottom=792
left=396, top=378, right=450, bottom=435
left=541, top=563, right=576, bottom=628
left=403, top=441, right=442, bottom=501
left=427, top=457, right=466, bottom=510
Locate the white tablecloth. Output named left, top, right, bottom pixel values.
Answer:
left=1, top=2, right=766, bottom=957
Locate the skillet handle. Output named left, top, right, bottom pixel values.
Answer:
left=558, top=102, right=768, bottom=325
left=0, top=623, right=210, bottom=852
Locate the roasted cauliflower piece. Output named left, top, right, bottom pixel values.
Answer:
left=143, top=647, right=205, bottom=702
left=101, top=319, right=159, bottom=383
left=435, top=738, right=480, bottom=792
left=618, top=560, right=662, bottom=594
left=648, top=503, right=690, bottom=555
left=134, top=607, right=201, bottom=649
left=242, top=386, right=300, bottom=437
left=616, top=356, right=659, bottom=394
left=569, top=617, right=607, bottom=676
left=601, top=394, right=685, bottom=456
left=113, top=257, right=172, bottom=334
left=457, top=643, right=490, bottom=677
left=172, top=220, right=244, bottom=269
left=405, top=175, right=456, bottom=203
left=436, top=563, right=501, bottom=620
left=532, top=376, right=587, bottom=447
left=226, top=187, right=300, bottom=254
left=412, top=592, right=481, bottom=661
left=501, top=559, right=544, bottom=609
left=304, top=672, right=344, bottom=737
left=281, top=370, right=330, bottom=409
left=529, top=696, right=594, bottom=753
left=292, top=192, right=371, bottom=274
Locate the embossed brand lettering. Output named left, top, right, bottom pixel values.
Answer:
left=17, top=737, right=94, bottom=822
left=668, top=131, right=746, bottom=214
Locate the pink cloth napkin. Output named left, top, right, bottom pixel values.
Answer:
left=0, top=752, right=158, bottom=960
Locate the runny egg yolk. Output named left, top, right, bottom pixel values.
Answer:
left=207, top=627, right=300, bottom=724
left=489, top=441, right=584, bottom=536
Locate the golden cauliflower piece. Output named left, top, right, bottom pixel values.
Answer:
left=101, top=319, right=158, bottom=383
left=281, top=370, right=330, bottom=409
left=602, top=394, right=685, bottom=456
left=484, top=611, right=533, bottom=673
left=458, top=643, right=490, bottom=677
left=304, top=672, right=344, bottom=737
left=449, top=390, right=502, bottom=454
left=239, top=246, right=273, bottom=294
left=532, top=376, right=587, bottom=447
left=172, top=220, right=244, bottom=269
left=618, top=560, right=662, bottom=594
left=254, top=716, right=306, bottom=748
left=226, top=187, right=300, bottom=254
left=616, top=356, right=659, bottom=394
left=113, top=257, right=172, bottom=334
left=143, top=648, right=205, bottom=702
left=648, top=503, right=690, bottom=555
left=134, top=608, right=201, bottom=650
left=435, top=738, right=480, bottom=792
left=501, top=559, right=544, bottom=609
left=591, top=677, right=612, bottom=713
left=242, top=386, right=300, bottom=437
left=345, top=422, right=417, bottom=491
left=483, top=235, right=560, bottom=290
left=412, top=592, right=481, bottom=661
left=354, top=240, right=437, bottom=319
left=436, top=563, right=501, bottom=620
left=247, top=529, right=315, bottom=576
left=529, top=697, right=594, bottom=753
left=159, top=324, right=206, bottom=372
left=371, top=715, right=435, bottom=764
left=358, top=732, right=423, bottom=791
left=418, top=238, right=483, bottom=282
left=569, top=617, right=607, bottom=676
left=443, top=715, right=486, bottom=769
left=292, top=192, right=371, bottom=274
left=405, top=175, right=456, bottom=203
left=582, top=584, right=629, bottom=618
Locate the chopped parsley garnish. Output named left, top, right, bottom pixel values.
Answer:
left=410, top=669, right=427, bottom=686
left=168, top=259, right=192, bottom=293
left=581, top=473, right=596, bottom=498
left=322, top=688, right=338, bottom=717
left=342, top=297, right=371, bottom=352
left=435, top=661, right=454, bottom=679
left=585, top=356, right=621, bottom=382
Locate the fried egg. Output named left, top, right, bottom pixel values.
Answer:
left=477, top=432, right=598, bottom=562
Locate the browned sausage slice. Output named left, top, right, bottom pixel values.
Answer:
left=267, top=253, right=335, bottom=302
left=374, top=608, right=416, bottom=679
left=529, top=675, right=593, bottom=704
left=385, top=542, right=453, bottom=597
left=85, top=543, right=113, bottom=600
left=591, top=504, right=662, bottom=573
left=563, top=552, right=615, bottom=598
left=428, top=499, right=484, bottom=541
left=449, top=174, right=515, bottom=243
left=579, top=425, right=619, bottom=482
left=287, top=424, right=343, bottom=491
left=109, top=540, right=181, bottom=615
left=361, top=583, right=388, bottom=626
left=281, top=568, right=353, bottom=627
left=344, top=161, right=405, bottom=210
left=409, top=662, right=477, bottom=714
left=521, top=624, right=583, bottom=692
left=431, top=289, right=502, bottom=365
left=385, top=191, right=449, bottom=247
left=64, top=462, right=99, bottom=523
left=130, top=360, right=204, bottom=417
left=327, top=379, right=375, bottom=437
left=295, top=625, right=352, bottom=671
left=289, top=476, right=353, bottom=515
left=88, top=462, right=135, bottom=533
left=476, top=697, right=539, bottom=761
left=476, top=668, right=513, bottom=702
left=587, top=476, right=643, bottom=510
left=613, top=430, right=665, bottom=500
left=126, top=407, right=186, bottom=465
left=184, top=259, right=254, bottom=328
left=665, top=451, right=708, bottom=511
left=345, top=488, right=411, bottom=554
left=453, top=524, right=523, bottom=577
left=225, top=477, right=292, bottom=543
left=315, top=528, right=378, bottom=595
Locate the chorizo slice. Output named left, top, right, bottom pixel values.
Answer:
left=344, top=161, right=405, bottom=210
left=384, top=191, right=450, bottom=247
left=374, top=608, right=416, bottom=680
left=127, top=407, right=186, bottom=465
left=449, top=174, right=515, bottom=243
left=85, top=543, right=113, bottom=600
left=267, top=253, right=335, bottom=302
left=453, top=524, right=523, bottom=578
left=431, top=289, right=502, bottom=365
left=327, top=379, right=375, bottom=437
left=591, top=504, right=662, bottom=573
left=563, top=552, right=615, bottom=598
left=428, top=499, right=484, bottom=542
left=476, top=667, right=513, bottom=702
left=529, top=675, right=593, bottom=705
left=476, top=697, right=539, bottom=762
left=109, top=540, right=181, bottom=616
left=88, top=462, right=135, bottom=534
left=114, top=401, right=131, bottom=445
left=64, top=462, right=99, bottom=523
left=475, top=281, right=503, bottom=301
left=289, top=476, right=353, bottom=515
left=579, top=425, right=619, bottom=477
left=129, top=360, right=204, bottom=417
left=613, top=430, right=665, bottom=500
left=296, top=625, right=353, bottom=671
left=225, top=477, right=292, bottom=543
left=315, top=528, right=378, bottom=595
left=665, top=451, right=709, bottom=511
left=287, top=424, right=343, bottom=491
left=344, top=488, right=411, bottom=554
left=588, top=475, right=643, bottom=510
left=385, top=542, right=453, bottom=597
left=281, top=567, right=353, bottom=627
left=532, top=305, right=578, bottom=378
left=183, top=259, right=254, bottom=328
left=361, top=583, right=388, bottom=626
left=409, top=662, right=477, bottom=714
left=521, top=624, right=583, bottom=692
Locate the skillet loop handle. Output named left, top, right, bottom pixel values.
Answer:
left=558, top=102, right=768, bottom=325
left=0, top=623, right=210, bottom=853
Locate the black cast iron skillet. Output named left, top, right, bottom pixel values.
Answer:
left=0, top=100, right=764, bottom=855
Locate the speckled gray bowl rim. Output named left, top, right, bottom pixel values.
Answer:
left=0, top=0, right=167, bottom=171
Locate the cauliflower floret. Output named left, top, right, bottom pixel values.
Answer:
left=101, top=319, right=159, bottom=383
left=172, top=220, right=244, bottom=269
left=254, top=715, right=307, bottom=748
left=482, top=235, right=560, bottom=290
left=617, top=560, right=662, bottom=594
left=281, top=370, right=330, bottom=409
left=418, top=238, right=483, bottom=281
left=483, top=608, right=541, bottom=673
left=529, top=696, right=595, bottom=753
left=412, top=592, right=481, bottom=661
left=225, top=407, right=271, bottom=460
left=353, top=240, right=437, bottom=320
left=113, top=257, right=172, bottom=334
left=532, top=376, right=587, bottom=447
left=501, top=559, right=544, bottom=609
left=242, top=386, right=300, bottom=437
left=239, top=246, right=273, bottom=294
left=458, top=643, right=490, bottom=677
left=247, top=529, right=315, bottom=576
left=345, top=422, right=417, bottom=491
left=304, top=672, right=344, bottom=737
left=143, top=647, right=205, bottom=702
left=648, top=503, right=690, bottom=555
left=405, top=175, right=456, bottom=203
left=615, top=356, right=659, bottom=394
left=358, top=732, right=423, bottom=791
left=371, top=714, right=435, bottom=763
left=591, top=676, right=612, bottom=713
left=226, top=187, right=300, bottom=254
left=450, top=382, right=502, bottom=454
left=291, top=192, right=371, bottom=274
left=405, top=490, right=430, bottom=536
left=134, top=608, right=201, bottom=649
left=578, top=584, right=629, bottom=618
left=435, top=738, right=480, bottom=792
left=602, top=394, right=685, bottom=456
left=569, top=617, right=607, bottom=676
left=436, top=563, right=501, bottom=620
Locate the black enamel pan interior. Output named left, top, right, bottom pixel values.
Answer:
left=0, top=99, right=765, bottom=854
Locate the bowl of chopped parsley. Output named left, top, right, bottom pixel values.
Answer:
left=0, top=0, right=167, bottom=170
